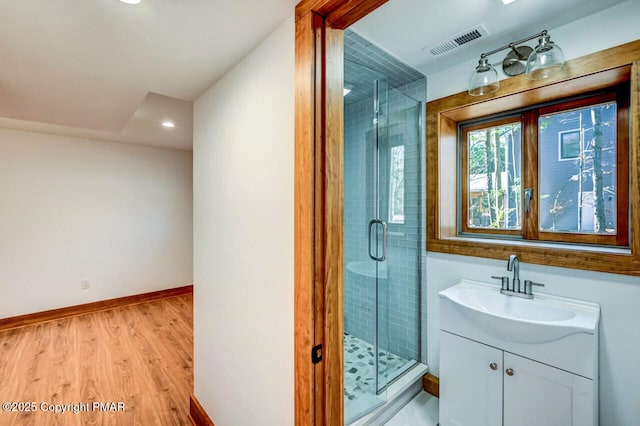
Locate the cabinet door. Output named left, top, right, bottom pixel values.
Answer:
left=503, top=352, right=594, bottom=426
left=439, top=331, right=503, bottom=426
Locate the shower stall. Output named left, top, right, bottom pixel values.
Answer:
left=343, top=30, right=425, bottom=424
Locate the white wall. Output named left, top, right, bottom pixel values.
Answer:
left=193, top=17, right=294, bottom=426
left=425, top=2, right=640, bottom=424
left=0, top=128, right=193, bottom=318
left=428, top=0, right=640, bottom=101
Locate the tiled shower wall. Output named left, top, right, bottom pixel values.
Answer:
left=343, top=29, right=426, bottom=364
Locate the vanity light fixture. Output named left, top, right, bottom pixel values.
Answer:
left=524, top=32, right=565, bottom=80
left=468, top=56, right=499, bottom=96
left=468, top=30, right=564, bottom=96
left=161, top=121, right=176, bottom=128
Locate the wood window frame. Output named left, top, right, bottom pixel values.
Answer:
left=534, top=89, right=629, bottom=246
left=427, top=40, right=640, bottom=276
left=459, top=88, right=629, bottom=247
left=294, top=1, right=389, bottom=425
left=460, top=116, right=523, bottom=236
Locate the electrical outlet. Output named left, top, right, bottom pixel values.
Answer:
left=81, top=279, right=90, bottom=290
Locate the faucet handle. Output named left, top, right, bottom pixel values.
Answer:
left=491, top=275, right=509, bottom=291
left=524, top=280, right=545, bottom=295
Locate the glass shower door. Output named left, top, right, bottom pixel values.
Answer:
left=343, top=60, right=389, bottom=424
left=377, top=86, right=422, bottom=384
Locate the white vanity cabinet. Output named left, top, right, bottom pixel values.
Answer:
left=438, top=280, right=600, bottom=426
left=439, top=331, right=502, bottom=426
left=502, top=350, right=594, bottom=426
left=439, top=331, right=595, bottom=426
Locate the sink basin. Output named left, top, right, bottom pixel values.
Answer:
left=457, top=287, right=575, bottom=322
left=439, top=280, right=600, bottom=344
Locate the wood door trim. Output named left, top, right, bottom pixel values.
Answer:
left=0, top=285, right=193, bottom=331
left=294, top=11, right=319, bottom=426
left=296, top=0, right=387, bottom=27
left=294, top=1, right=387, bottom=425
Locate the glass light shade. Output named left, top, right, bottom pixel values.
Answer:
left=525, top=34, right=565, bottom=80
left=468, top=58, right=499, bottom=96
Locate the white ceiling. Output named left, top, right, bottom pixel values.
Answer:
left=351, top=0, right=626, bottom=77
left=1, top=0, right=626, bottom=151
left=0, top=0, right=296, bottom=151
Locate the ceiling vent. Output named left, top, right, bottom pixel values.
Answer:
left=424, top=24, right=490, bottom=56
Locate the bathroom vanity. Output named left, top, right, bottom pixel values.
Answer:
left=438, top=279, right=600, bottom=426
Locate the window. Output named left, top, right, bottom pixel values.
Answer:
left=558, top=130, right=581, bottom=160
left=461, top=118, right=522, bottom=233
left=459, top=88, right=629, bottom=246
left=426, top=43, right=640, bottom=275
left=389, top=144, right=405, bottom=224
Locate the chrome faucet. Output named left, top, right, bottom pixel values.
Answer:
left=507, top=254, right=520, bottom=293
left=491, top=254, right=545, bottom=299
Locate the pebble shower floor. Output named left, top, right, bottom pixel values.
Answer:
left=343, top=333, right=414, bottom=401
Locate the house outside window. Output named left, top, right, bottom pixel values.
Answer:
left=459, top=88, right=628, bottom=247
left=539, top=100, right=618, bottom=235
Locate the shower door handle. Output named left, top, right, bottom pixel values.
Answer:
left=368, top=219, right=388, bottom=262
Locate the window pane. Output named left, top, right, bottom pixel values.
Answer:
left=467, top=123, right=522, bottom=230
left=389, top=145, right=404, bottom=224
left=538, top=102, right=617, bottom=234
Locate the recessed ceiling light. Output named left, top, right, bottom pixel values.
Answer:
left=161, top=121, right=176, bottom=128
left=120, top=0, right=141, bottom=4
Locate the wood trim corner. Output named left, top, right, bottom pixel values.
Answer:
left=189, top=395, right=215, bottom=426
left=422, top=373, right=440, bottom=398
left=0, top=285, right=193, bottom=331
left=296, top=0, right=388, bottom=27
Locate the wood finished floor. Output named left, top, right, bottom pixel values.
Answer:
left=0, top=295, right=193, bottom=426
